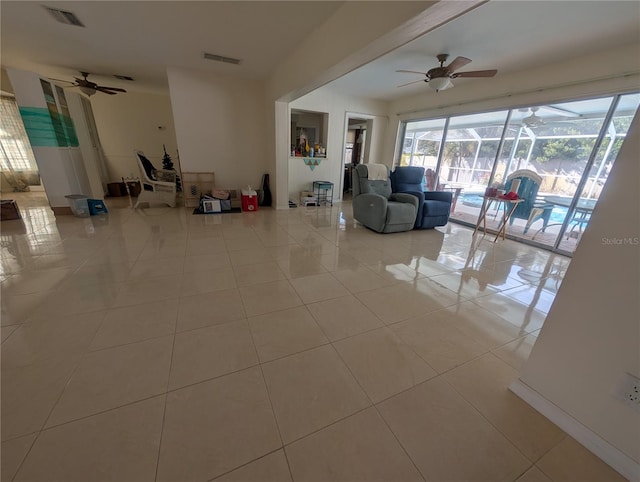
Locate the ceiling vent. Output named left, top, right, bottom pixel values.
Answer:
left=43, top=6, right=85, bottom=27
left=202, top=52, right=242, bottom=65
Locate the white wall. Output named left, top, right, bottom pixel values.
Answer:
left=167, top=67, right=267, bottom=190
left=91, top=90, right=178, bottom=182
left=266, top=1, right=481, bottom=208
left=514, top=110, right=640, bottom=478
left=288, top=88, right=389, bottom=201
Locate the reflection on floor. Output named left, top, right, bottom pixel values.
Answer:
left=451, top=204, right=582, bottom=253
left=1, top=192, right=625, bottom=482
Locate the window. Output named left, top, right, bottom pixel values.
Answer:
left=1, top=96, right=39, bottom=180
left=399, top=92, right=640, bottom=255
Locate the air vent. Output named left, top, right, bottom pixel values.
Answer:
left=202, top=52, right=242, bottom=65
left=43, top=6, right=85, bottom=27
left=114, top=75, right=135, bottom=81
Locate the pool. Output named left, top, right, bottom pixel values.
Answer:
left=459, top=193, right=569, bottom=224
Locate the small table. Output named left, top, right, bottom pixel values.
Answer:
left=313, top=181, right=334, bottom=206
left=531, top=195, right=597, bottom=240
left=473, top=196, right=524, bottom=242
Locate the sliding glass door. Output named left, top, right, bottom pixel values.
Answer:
left=556, top=93, right=640, bottom=252
left=399, top=92, right=639, bottom=255
left=439, top=111, right=508, bottom=226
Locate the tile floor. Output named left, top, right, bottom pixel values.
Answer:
left=0, top=192, right=626, bottom=482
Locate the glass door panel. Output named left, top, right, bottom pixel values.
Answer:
left=557, top=93, right=640, bottom=253
left=400, top=118, right=446, bottom=170
left=441, top=111, right=509, bottom=226
left=495, top=97, right=614, bottom=247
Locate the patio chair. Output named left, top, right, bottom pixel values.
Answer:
left=503, top=170, right=553, bottom=233
left=134, top=150, right=177, bottom=208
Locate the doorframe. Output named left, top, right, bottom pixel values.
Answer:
left=339, top=112, right=376, bottom=201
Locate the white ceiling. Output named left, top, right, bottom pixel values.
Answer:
left=0, top=1, right=344, bottom=94
left=1, top=1, right=639, bottom=100
left=327, top=0, right=640, bottom=101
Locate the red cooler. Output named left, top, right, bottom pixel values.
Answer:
left=241, top=188, right=258, bottom=212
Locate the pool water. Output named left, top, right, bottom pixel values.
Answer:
left=459, top=193, right=569, bottom=224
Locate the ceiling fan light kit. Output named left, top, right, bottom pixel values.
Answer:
left=396, top=53, right=497, bottom=92
left=79, top=85, right=96, bottom=97
left=428, top=77, right=452, bottom=92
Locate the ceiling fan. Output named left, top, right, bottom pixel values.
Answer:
left=521, top=107, right=545, bottom=127
left=396, top=54, right=497, bottom=92
left=54, top=72, right=127, bottom=97
left=520, top=105, right=580, bottom=128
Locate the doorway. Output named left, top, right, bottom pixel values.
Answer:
left=342, top=114, right=373, bottom=201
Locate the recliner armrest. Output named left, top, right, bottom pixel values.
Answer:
left=424, top=191, right=453, bottom=203
left=390, top=192, right=420, bottom=209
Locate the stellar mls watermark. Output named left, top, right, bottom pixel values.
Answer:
left=601, top=237, right=639, bottom=246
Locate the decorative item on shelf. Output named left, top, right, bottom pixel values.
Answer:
left=161, top=144, right=182, bottom=192
left=303, top=157, right=322, bottom=171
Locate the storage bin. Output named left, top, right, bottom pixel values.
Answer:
left=87, top=199, right=109, bottom=215
left=241, top=189, right=258, bottom=212
left=65, top=195, right=90, bottom=217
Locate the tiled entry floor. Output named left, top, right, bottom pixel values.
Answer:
left=0, top=193, right=625, bottom=481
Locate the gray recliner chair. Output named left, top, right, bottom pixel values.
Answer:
left=352, top=164, right=418, bottom=233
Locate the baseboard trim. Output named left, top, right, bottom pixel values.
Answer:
left=510, top=378, right=639, bottom=482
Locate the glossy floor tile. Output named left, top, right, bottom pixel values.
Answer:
left=16, top=396, right=165, bottom=482
left=261, top=345, right=370, bottom=444
left=377, top=377, right=531, bottom=481
left=157, top=367, right=281, bottom=482
left=3, top=193, right=623, bottom=482
left=248, top=306, right=328, bottom=362
left=286, top=408, right=423, bottom=482
left=333, top=327, right=436, bottom=403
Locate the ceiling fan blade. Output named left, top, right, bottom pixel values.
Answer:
left=96, top=86, right=127, bottom=93
left=396, top=69, right=427, bottom=75
left=95, top=87, right=118, bottom=95
left=452, top=69, right=497, bottom=78
left=540, top=105, right=581, bottom=117
left=397, top=79, right=427, bottom=88
left=446, top=56, right=472, bottom=73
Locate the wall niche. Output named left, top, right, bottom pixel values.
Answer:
left=291, top=109, right=328, bottom=157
